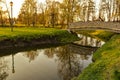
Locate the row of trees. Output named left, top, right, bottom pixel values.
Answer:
left=99, top=0, right=120, bottom=21
left=18, top=0, right=82, bottom=27
left=0, top=0, right=119, bottom=27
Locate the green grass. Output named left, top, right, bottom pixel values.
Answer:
left=0, top=27, right=79, bottom=43
left=73, top=34, right=120, bottom=80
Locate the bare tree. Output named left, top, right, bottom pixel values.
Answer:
left=113, top=0, right=120, bottom=21
left=99, top=0, right=120, bottom=22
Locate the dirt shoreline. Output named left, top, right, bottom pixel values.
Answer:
left=0, top=37, right=62, bottom=49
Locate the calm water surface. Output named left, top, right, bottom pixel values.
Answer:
left=0, top=35, right=105, bottom=80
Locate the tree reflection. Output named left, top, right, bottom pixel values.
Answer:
left=76, top=34, right=105, bottom=47
left=23, top=50, right=39, bottom=62
left=80, top=54, right=89, bottom=60
left=43, top=44, right=94, bottom=80
left=22, top=44, right=95, bottom=80
left=12, top=54, right=15, bottom=73
left=56, top=45, right=82, bottom=80
left=0, top=57, right=9, bottom=80
left=44, top=48, right=56, bottom=58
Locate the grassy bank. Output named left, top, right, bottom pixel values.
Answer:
left=0, top=27, right=79, bottom=49
left=73, top=32, right=120, bottom=80
left=0, top=27, right=79, bottom=43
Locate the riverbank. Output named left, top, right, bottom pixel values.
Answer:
left=0, top=27, right=79, bottom=49
left=73, top=31, right=120, bottom=80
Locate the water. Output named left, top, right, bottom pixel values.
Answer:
left=0, top=35, right=105, bottom=80
left=74, top=34, right=105, bottom=47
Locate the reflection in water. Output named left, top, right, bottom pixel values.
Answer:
left=23, top=51, right=39, bottom=62
left=75, top=34, right=105, bottom=47
left=12, top=54, right=15, bottom=73
left=44, top=48, right=55, bottom=58
left=0, top=43, right=99, bottom=80
left=36, top=44, right=95, bottom=80
left=43, top=45, right=82, bottom=80
left=0, top=57, right=9, bottom=80
left=56, top=45, right=81, bottom=80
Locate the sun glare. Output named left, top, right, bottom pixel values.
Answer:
left=4, top=0, right=46, bottom=18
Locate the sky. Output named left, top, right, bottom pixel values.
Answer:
left=5, top=0, right=25, bottom=18
left=5, top=0, right=46, bottom=18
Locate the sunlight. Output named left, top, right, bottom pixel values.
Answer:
left=5, top=0, right=24, bottom=18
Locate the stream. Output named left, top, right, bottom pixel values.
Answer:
left=0, top=34, right=105, bottom=80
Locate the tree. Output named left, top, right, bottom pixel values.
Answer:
left=0, top=0, right=11, bottom=26
left=61, top=0, right=81, bottom=28
left=80, top=0, right=95, bottom=21
left=99, top=1, right=109, bottom=21
left=50, top=1, right=60, bottom=27
left=98, top=0, right=120, bottom=22
left=45, top=0, right=61, bottom=27
left=37, top=2, right=46, bottom=26
left=18, top=0, right=37, bottom=26
left=0, top=6, right=3, bottom=26
left=113, top=0, right=120, bottom=21
left=62, top=0, right=73, bottom=26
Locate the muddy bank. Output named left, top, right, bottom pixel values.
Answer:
left=0, top=42, right=65, bottom=57
left=0, top=37, right=63, bottom=49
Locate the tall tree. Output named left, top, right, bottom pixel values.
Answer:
left=0, top=0, right=11, bottom=25
left=45, top=0, right=61, bottom=27
left=18, top=0, right=37, bottom=26
left=99, top=0, right=120, bottom=21
left=37, top=2, right=46, bottom=26
left=80, top=0, right=95, bottom=21
left=61, top=0, right=81, bottom=28
left=113, top=0, right=120, bottom=21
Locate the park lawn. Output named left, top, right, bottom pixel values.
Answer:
left=73, top=34, right=120, bottom=80
left=0, top=27, right=79, bottom=43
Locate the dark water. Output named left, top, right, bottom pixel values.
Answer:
left=0, top=35, right=105, bottom=80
